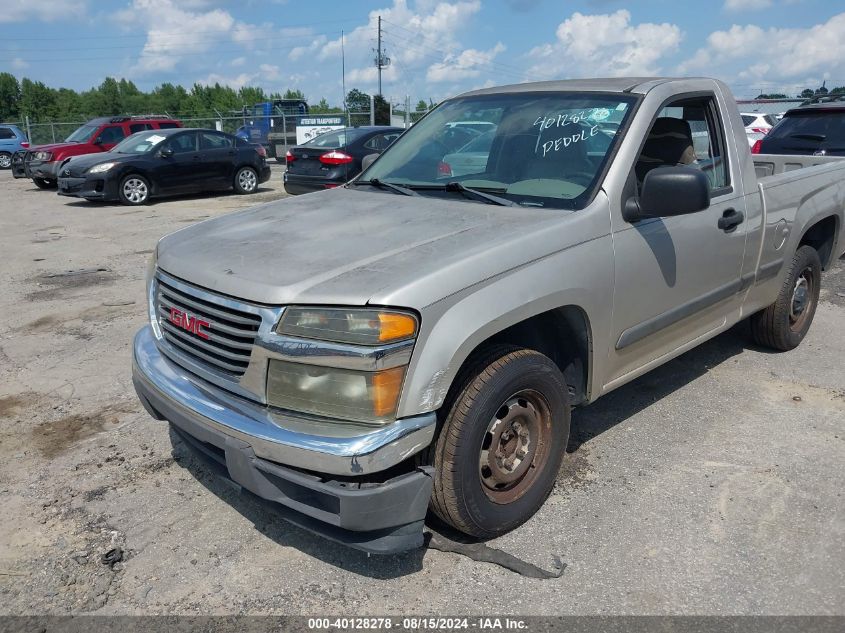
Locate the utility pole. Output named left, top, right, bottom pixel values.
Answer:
left=373, top=15, right=390, bottom=97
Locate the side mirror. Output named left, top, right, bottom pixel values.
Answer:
left=624, top=166, right=710, bottom=222
left=159, top=147, right=174, bottom=159
left=361, top=153, right=379, bottom=172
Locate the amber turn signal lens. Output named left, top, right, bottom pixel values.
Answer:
left=377, top=312, right=417, bottom=342
left=371, top=366, right=406, bottom=418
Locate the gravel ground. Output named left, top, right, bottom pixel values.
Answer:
left=0, top=167, right=843, bottom=616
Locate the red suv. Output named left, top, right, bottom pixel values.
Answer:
left=14, top=115, right=182, bottom=189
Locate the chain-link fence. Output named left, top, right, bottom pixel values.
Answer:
left=11, top=107, right=432, bottom=151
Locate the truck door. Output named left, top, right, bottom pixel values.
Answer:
left=606, top=93, right=748, bottom=385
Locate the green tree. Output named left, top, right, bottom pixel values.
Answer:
left=755, top=93, right=788, bottom=99
left=346, top=88, right=370, bottom=112
left=373, top=94, right=390, bottom=125
left=799, top=88, right=815, bottom=98
left=282, top=88, right=306, bottom=100
left=19, top=78, right=57, bottom=122
left=0, top=73, right=21, bottom=121
left=415, top=99, right=428, bottom=112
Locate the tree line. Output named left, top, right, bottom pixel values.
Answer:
left=756, top=85, right=845, bottom=99
left=0, top=73, right=432, bottom=125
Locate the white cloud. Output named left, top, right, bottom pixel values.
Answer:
left=11, top=57, right=29, bottom=70
left=199, top=72, right=257, bottom=90
left=724, top=0, right=772, bottom=10
left=427, top=43, right=506, bottom=82
left=0, top=0, right=86, bottom=23
left=319, top=0, right=487, bottom=95
left=230, top=56, right=247, bottom=67
left=526, top=10, right=682, bottom=79
left=677, top=12, right=845, bottom=86
left=123, top=0, right=273, bottom=74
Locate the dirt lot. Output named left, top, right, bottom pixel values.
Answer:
left=0, top=167, right=843, bottom=616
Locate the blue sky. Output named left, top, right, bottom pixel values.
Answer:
left=2, top=0, right=844, bottom=105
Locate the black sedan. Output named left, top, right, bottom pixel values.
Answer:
left=283, top=126, right=402, bottom=195
left=57, top=128, right=271, bottom=205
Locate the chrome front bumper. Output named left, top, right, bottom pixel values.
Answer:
left=132, top=326, right=436, bottom=476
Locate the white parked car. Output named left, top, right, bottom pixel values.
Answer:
left=741, top=112, right=777, bottom=134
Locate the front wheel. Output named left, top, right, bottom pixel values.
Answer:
left=750, top=245, right=821, bottom=351
left=118, top=174, right=150, bottom=205
left=33, top=177, right=57, bottom=189
left=430, top=345, right=571, bottom=539
left=0, top=152, right=11, bottom=169
left=233, top=166, right=258, bottom=194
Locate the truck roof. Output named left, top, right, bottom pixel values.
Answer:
left=458, top=77, right=713, bottom=98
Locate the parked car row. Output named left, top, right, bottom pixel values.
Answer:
left=0, top=124, right=29, bottom=169
left=6, top=114, right=271, bottom=205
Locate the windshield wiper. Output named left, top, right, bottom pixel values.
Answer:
left=351, top=178, right=418, bottom=196
left=444, top=181, right=514, bottom=206
left=790, top=133, right=826, bottom=141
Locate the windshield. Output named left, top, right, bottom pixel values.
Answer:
left=65, top=124, right=98, bottom=143
left=304, top=128, right=366, bottom=148
left=361, top=92, right=635, bottom=209
left=111, top=131, right=169, bottom=154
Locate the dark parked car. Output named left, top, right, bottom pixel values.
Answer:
left=753, top=102, right=845, bottom=156
left=283, top=126, right=402, bottom=195
left=57, top=128, right=271, bottom=205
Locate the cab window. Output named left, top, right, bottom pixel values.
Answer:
left=130, top=123, right=153, bottom=134
left=157, top=122, right=180, bottom=129
left=97, top=125, right=127, bottom=144
left=635, top=95, right=730, bottom=193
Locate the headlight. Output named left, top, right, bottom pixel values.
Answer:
left=276, top=307, right=417, bottom=345
left=34, top=151, right=52, bottom=161
left=270, top=306, right=418, bottom=423
left=267, top=361, right=405, bottom=424
left=88, top=162, right=116, bottom=174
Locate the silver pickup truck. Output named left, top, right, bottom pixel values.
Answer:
left=132, top=77, right=845, bottom=554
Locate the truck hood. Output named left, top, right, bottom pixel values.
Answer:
left=156, top=187, right=581, bottom=307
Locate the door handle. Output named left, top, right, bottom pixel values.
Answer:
left=718, top=208, right=744, bottom=232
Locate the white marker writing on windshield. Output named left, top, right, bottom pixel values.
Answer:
left=540, top=125, right=600, bottom=157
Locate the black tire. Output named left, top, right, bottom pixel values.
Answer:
left=233, top=166, right=258, bottom=194
left=33, top=177, right=57, bottom=189
left=750, top=245, right=821, bottom=351
left=430, top=345, right=570, bottom=539
left=0, top=152, right=11, bottom=170
left=118, top=174, right=150, bottom=206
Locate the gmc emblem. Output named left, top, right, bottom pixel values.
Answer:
left=168, top=307, right=211, bottom=340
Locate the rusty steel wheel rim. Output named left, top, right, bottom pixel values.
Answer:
left=479, top=389, right=552, bottom=504
left=789, top=266, right=814, bottom=332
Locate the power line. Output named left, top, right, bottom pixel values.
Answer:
left=0, top=29, right=342, bottom=55
left=0, top=17, right=361, bottom=41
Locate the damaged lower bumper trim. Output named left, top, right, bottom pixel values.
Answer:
left=166, top=417, right=433, bottom=555
left=132, top=327, right=435, bottom=554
